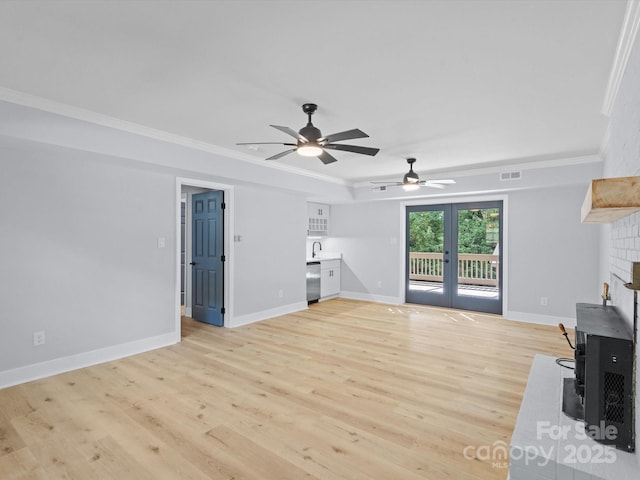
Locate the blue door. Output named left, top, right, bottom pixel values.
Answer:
left=192, top=191, right=224, bottom=326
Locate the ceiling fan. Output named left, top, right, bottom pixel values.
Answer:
left=237, top=103, right=380, bottom=164
left=371, top=158, right=456, bottom=191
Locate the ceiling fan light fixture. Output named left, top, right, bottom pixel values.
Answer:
left=297, top=143, right=323, bottom=157
left=402, top=183, right=420, bottom=192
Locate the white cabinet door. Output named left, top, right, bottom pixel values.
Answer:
left=308, top=203, right=329, bottom=218
left=320, top=259, right=341, bottom=298
left=308, top=202, right=330, bottom=237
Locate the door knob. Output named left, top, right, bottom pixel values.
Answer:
left=189, top=262, right=196, bottom=266
left=444, top=259, right=450, bottom=263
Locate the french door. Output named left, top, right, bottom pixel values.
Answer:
left=405, top=201, right=503, bottom=315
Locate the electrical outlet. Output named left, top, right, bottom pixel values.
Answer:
left=33, top=331, right=45, bottom=346
left=278, top=289, right=283, bottom=298
left=540, top=297, right=548, bottom=306
left=377, top=281, right=383, bottom=288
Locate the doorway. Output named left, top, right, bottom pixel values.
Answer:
left=405, top=201, right=503, bottom=314
left=176, top=178, right=234, bottom=333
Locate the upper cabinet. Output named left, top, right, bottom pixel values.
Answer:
left=308, top=202, right=330, bottom=236
left=581, top=176, right=640, bottom=224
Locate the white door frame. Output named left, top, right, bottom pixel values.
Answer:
left=175, top=177, right=235, bottom=337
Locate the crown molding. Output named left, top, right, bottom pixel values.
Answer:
left=599, top=122, right=611, bottom=157
left=602, top=0, right=640, bottom=116
left=353, top=152, right=602, bottom=188
left=0, top=86, right=349, bottom=187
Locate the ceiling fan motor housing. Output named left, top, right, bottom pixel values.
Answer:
left=299, top=103, right=321, bottom=144
left=298, top=124, right=322, bottom=143
left=404, top=158, right=419, bottom=183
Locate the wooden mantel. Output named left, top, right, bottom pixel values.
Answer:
left=581, top=176, right=640, bottom=224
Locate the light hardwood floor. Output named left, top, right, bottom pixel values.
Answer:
left=0, top=299, right=566, bottom=479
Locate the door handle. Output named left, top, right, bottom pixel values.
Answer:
left=444, top=259, right=450, bottom=263
left=189, top=261, right=196, bottom=266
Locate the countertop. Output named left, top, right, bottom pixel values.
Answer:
left=306, top=253, right=342, bottom=263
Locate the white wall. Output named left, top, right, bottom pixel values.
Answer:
left=324, top=201, right=402, bottom=304
left=0, top=137, right=176, bottom=376
left=0, top=135, right=310, bottom=386
left=599, top=21, right=640, bottom=458
left=327, top=179, right=600, bottom=324
left=507, top=185, right=600, bottom=322
left=231, top=184, right=307, bottom=323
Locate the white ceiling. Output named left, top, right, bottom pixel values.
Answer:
left=0, top=1, right=628, bottom=184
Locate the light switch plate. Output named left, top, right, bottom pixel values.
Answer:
left=33, top=331, right=45, bottom=346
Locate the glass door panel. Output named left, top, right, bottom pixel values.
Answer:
left=452, top=203, right=502, bottom=314
left=405, top=205, right=451, bottom=307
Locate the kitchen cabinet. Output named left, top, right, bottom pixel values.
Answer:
left=308, top=202, right=330, bottom=237
left=320, top=259, right=341, bottom=298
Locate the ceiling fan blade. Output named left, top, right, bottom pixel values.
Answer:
left=370, top=181, right=403, bottom=185
left=318, top=150, right=338, bottom=165
left=421, top=182, right=446, bottom=189
left=265, top=149, right=296, bottom=160
left=425, top=179, right=456, bottom=184
left=236, top=142, right=296, bottom=146
left=270, top=125, right=307, bottom=142
left=320, top=128, right=369, bottom=143
left=323, top=144, right=380, bottom=156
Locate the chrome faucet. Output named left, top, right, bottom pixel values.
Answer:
left=312, top=241, right=322, bottom=258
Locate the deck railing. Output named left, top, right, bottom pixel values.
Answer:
left=409, top=252, right=499, bottom=287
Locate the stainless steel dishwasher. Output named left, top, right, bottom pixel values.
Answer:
left=306, top=261, right=321, bottom=304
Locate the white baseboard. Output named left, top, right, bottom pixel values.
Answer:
left=0, top=331, right=179, bottom=390
left=228, top=301, right=308, bottom=328
left=318, top=294, right=338, bottom=302
left=339, top=290, right=403, bottom=305
left=338, top=294, right=574, bottom=327
left=505, top=310, right=576, bottom=328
